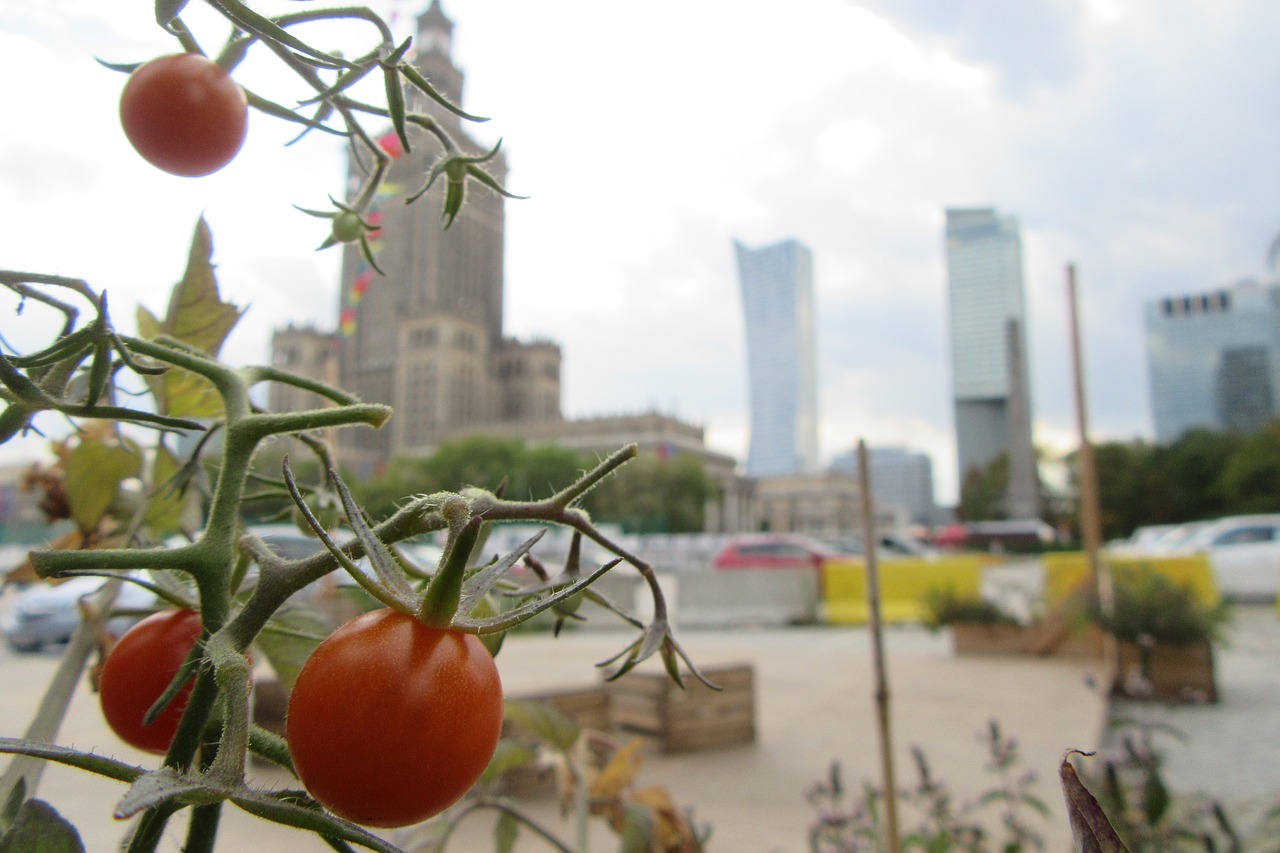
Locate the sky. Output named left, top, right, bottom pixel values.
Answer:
left=3, top=1, right=1280, bottom=505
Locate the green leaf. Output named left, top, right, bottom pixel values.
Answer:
left=1142, top=765, right=1171, bottom=826
left=494, top=810, right=518, bottom=853
left=254, top=604, right=330, bottom=691
left=64, top=438, right=141, bottom=531
left=0, top=779, right=24, bottom=835
left=618, top=804, right=655, bottom=853
left=0, top=799, right=84, bottom=853
left=503, top=700, right=579, bottom=752
left=480, top=739, right=537, bottom=786
left=137, top=218, right=244, bottom=418
left=140, top=444, right=190, bottom=534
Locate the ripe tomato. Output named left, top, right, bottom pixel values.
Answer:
left=98, top=608, right=203, bottom=755
left=119, top=54, right=248, bottom=177
left=286, top=609, right=504, bottom=827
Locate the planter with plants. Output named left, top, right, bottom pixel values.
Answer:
left=1086, top=566, right=1230, bottom=703
left=922, top=587, right=1030, bottom=655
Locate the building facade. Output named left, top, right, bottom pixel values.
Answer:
left=333, top=1, right=562, bottom=473
left=733, top=238, right=819, bottom=477
left=944, top=207, right=1039, bottom=519
left=830, top=445, right=937, bottom=527
left=1146, top=280, right=1280, bottom=442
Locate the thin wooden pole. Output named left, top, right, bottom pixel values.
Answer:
left=857, top=439, right=901, bottom=852
left=1065, top=265, right=1115, bottom=652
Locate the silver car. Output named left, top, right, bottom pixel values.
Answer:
left=2, top=575, right=157, bottom=653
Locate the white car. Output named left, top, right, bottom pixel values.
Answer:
left=2, top=574, right=158, bottom=653
left=1146, top=514, right=1280, bottom=602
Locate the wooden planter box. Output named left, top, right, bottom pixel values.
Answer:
left=950, top=623, right=1032, bottom=656
left=500, top=685, right=613, bottom=797
left=1112, top=639, right=1217, bottom=703
left=609, top=664, right=756, bottom=753
left=949, top=622, right=1105, bottom=660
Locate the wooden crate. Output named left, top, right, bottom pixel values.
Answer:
left=1113, top=639, right=1217, bottom=703
left=500, top=686, right=612, bottom=797
left=508, top=685, right=612, bottom=733
left=609, top=664, right=755, bottom=753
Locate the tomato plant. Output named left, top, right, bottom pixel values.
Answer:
left=98, top=608, right=203, bottom=755
left=119, top=53, right=248, bottom=177
left=286, top=608, right=504, bottom=827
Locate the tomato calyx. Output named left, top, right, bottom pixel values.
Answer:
left=280, top=457, right=623, bottom=646
left=293, top=196, right=385, bottom=274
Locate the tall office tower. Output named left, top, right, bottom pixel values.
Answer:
left=944, top=207, right=1040, bottom=519
left=1146, top=280, right=1280, bottom=442
left=734, top=237, right=819, bottom=477
left=335, top=1, right=561, bottom=471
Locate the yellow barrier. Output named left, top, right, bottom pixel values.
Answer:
left=1041, top=551, right=1221, bottom=609
left=821, top=557, right=986, bottom=625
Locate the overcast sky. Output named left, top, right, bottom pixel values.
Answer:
left=4, top=0, right=1280, bottom=504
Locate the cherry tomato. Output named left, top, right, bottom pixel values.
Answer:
left=119, top=54, right=248, bottom=177
left=98, top=608, right=202, bottom=754
left=331, top=211, right=364, bottom=243
left=286, top=609, right=504, bottom=827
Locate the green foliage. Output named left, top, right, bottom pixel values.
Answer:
left=921, top=587, right=1020, bottom=631
left=806, top=719, right=1047, bottom=852
left=585, top=452, right=717, bottom=533
left=1078, top=716, right=1279, bottom=851
left=959, top=454, right=1010, bottom=522
left=1085, top=567, right=1231, bottom=646
left=348, top=436, right=589, bottom=521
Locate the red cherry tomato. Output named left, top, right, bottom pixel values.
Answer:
left=286, top=609, right=504, bottom=827
left=119, top=53, right=248, bottom=177
left=98, top=608, right=203, bottom=754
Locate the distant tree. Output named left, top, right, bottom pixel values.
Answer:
left=583, top=453, right=717, bottom=533
left=958, top=454, right=1009, bottom=521
left=1149, top=428, right=1241, bottom=522
left=347, top=436, right=588, bottom=522
left=1087, top=441, right=1154, bottom=541
left=1217, top=421, right=1280, bottom=514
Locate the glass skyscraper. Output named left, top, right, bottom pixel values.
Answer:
left=734, top=238, right=819, bottom=477
left=944, top=207, right=1039, bottom=518
left=1146, top=281, right=1280, bottom=442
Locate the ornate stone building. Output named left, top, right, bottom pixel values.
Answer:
left=332, top=1, right=562, bottom=473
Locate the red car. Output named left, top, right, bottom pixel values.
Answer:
left=711, top=534, right=849, bottom=571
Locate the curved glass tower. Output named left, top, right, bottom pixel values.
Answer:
left=734, top=238, right=819, bottom=477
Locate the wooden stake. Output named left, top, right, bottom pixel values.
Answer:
left=857, top=439, right=901, bottom=852
left=1065, top=265, right=1115, bottom=656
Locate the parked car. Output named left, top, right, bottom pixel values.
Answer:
left=1112, top=515, right=1280, bottom=602
left=821, top=533, right=937, bottom=560
left=2, top=574, right=157, bottom=653
left=712, top=534, right=851, bottom=572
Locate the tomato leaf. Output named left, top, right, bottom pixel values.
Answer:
left=0, top=779, right=25, bottom=835
left=493, top=810, right=518, bottom=853
left=592, top=739, right=645, bottom=801
left=1060, top=752, right=1131, bottom=852
left=480, top=739, right=537, bottom=786
left=503, top=700, right=579, bottom=753
left=137, top=218, right=244, bottom=418
left=618, top=803, right=656, bottom=853
left=254, top=604, right=330, bottom=691
left=64, top=438, right=141, bottom=532
left=0, top=799, right=84, bottom=853
left=140, top=444, right=193, bottom=534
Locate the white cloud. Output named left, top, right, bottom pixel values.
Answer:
left=5, top=0, right=1280, bottom=508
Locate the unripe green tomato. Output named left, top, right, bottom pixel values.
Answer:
left=468, top=594, right=505, bottom=657
left=331, top=211, right=364, bottom=243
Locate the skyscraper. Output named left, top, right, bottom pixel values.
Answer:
left=734, top=237, right=819, bottom=477
left=334, top=1, right=561, bottom=471
left=944, top=207, right=1039, bottom=518
left=1146, top=281, right=1280, bottom=442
